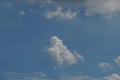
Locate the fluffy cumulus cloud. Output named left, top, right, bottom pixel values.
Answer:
left=45, top=7, right=77, bottom=20
left=98, top=62, right=113, bottom=71
left=46, top=36, right=84, bottom=66
left=114, top=56, right=120, bottom=66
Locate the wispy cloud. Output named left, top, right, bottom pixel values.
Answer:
left=18, top=0, right=120, bottom=17
left=6, top=72, right=51, bottom=80
left=59, top=73, right=120, bottom=80
left=114, top=56, right=120, bottom=66
left=49, top=0, right=120, bottom=16
left=85, top=0, right=120, bottom=17
left=98, top=62, right=113, bottom=71
left=3, top=71, right=120, bottom=80
left=59, top=76, right=100, bottom=80
left=46, top=36, right=84, bottom=67
left=19, top=11, right=25, bottom=16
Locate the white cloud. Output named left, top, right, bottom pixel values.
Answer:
left=21, top=0, right=120, bottom=17
left=18, top=0, right=120, bottom=17
left=50, top=0, right=120, bottom=16
left=114, top=56, right=120, bottom=66
left=45, top=7, right=77, bottom=20
left=85, top=0, right=120, bottom=16
left=46, top=36, right=84, bottom=66
left=3, top=71, right=120, bottom=80
left=59, top=73, right=120, bottom=80
left=53, top=0, right=120, bottom=17
left=104, top=73, right=120, bottom=80
left=98, top=62, right=113, bottom=71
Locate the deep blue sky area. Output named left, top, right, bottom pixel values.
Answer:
left=0, top=0, right=120, bottom=80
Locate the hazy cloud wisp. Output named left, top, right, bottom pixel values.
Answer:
left=98, top=62, right=113, bottom=71
left=45, top=7, right=77, bottom=20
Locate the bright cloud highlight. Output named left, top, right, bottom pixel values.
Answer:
left=46, top=36, right=84, bottom=66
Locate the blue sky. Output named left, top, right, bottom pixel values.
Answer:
left=0, top=0, right=120, bottom=80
